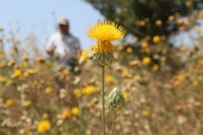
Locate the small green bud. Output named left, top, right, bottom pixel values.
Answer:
left=106, top=87, right=125, bottom=112
left=93, top=51, right=114, bottom=67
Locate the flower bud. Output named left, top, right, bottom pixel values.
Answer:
left=106, top=87, right=125, bottom=112
left=93, top=51, right=114, bottom=67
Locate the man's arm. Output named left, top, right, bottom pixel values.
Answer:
left=46, top=35, right=56, bottom=56
left=73, top=38, right=81, bottom=58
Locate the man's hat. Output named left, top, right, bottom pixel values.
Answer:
left=58, top=17, right=69, bottom=26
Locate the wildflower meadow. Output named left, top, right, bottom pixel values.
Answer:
left=1, top=1, right=203, bottom=135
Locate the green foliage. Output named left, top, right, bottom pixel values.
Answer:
left=85, top=0, right=203, bottom=38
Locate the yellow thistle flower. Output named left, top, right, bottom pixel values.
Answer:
left=0, top=62, right=6, bottom=69
left=7, top=59, right=16, bottom=67
left=123, top=92, right=129, bottom=100
left=105, top=75, right=115, bottom=84
left=62, top=110, right=71, bottom=120
left=153, top=35, right=161, bottom=43
left=71, top=107, right=79, bottom=116
left=152, top=64, right=159, bottom=71
left=142, top=57, right=151, bottom=65
left=37, top=120, right=51, bottom=133
left=62, top=69, right=69, bottom=75
left=79, top=49, right=89, bottom=64
left=192, top=79, right=199, bottom=86
left=134, top=74, right=142, bottom=81
left=126, top=47, right=133, bottom=53
left=22, top=54, right=29, bottom=61
left=42, top=113, right=49, bottom=119
left=122, top=68, right=129, bottom=76
left=73, top=88, right=82, bottom=98
left=88, top=21, right=125, bottom=41
left=88, top=21, right=125, bottom=53
left=29, top=68, right=39, bottom=74
left=142, top=110, right=150, bottom=117
left=177, top=75, right=184, bottom=81
left=6, top=99, right=13, bottom=107
left=22, top=101, right=31, bottom=107
left=45, top=86, right=52, bottom=94
left=27, top=131, right=33, bottom=135
left=11, top=69, right=22, bottom=79
left=82, top=85, right=96, bottom=95
left=155, top=19, right=163, bottom=26
left=0, top=76, right=7, bottom=84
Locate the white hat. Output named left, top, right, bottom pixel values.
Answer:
left=58, top=17, right=69, bottom=25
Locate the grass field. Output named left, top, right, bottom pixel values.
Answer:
left=0, top=36, right=202, bottom=135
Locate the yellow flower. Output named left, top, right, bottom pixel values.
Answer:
left=105, top=75, right=115, bottom=84
left=71, top=107, right=79, bottom=116
left=88, top=21, right=125, bottom=41
left=141, top=41, right=148, bottom=48
left=185, top=0, right=192, bottom=7
left=82, top=85, right=96, bottom=95
left=128, top=60, right=138, bottom=67
left=142, top=57, right=151, bottom=65
left=7, top=59, right=16, bottom=66
left=155, top=20, right=163, bottom=26
left=62, top=110, right=71, bottom=119
left=126, top=47, right=133, bottom=53
left=139, top=20, right=146, bottom=26
left=117, top=46, right=124, bottom=51
left=153, top=35, right=161, bottom=43
left=132, top=36, right=138, bottom=42
left=123, top=92, right=129, bottom=100
left=6, top=79, right=12, bottom=86
left=29, top=68, right=39, bottom=74
left=92, top=40, right=116, bottom=54
left=22, top=101, right=31, bottom=107
left=0, top=76, right=7, bottom=84
left=168, top=15, right=175, bottom=22
left=142, top=110, right=150, bottom=117
left=45, top=86, right=52, bottom=94
left=86, top=129, right=91, bottom=135
left=134, top=74, right=142, bottom=81
left=152, top=64, right=159, bottom=71
left=37, top=120, right=51, bottom=134
left=192, top=80, right=199, bottom=86
left=36, top=56, right=45, bottom=64
left=27, top=131, right=33, bottom=135
left=122, top=69, right=129, bottom=76
left=79, top=49, right=89, bottom=63
left=22, top=54, right=29, bottom=61
left=62, top=69, right=69, bottom=75
left=23, top=70, right=30, bottom=77
left=11, top=69, right=22, bottom=79
left=73, top=88, right=82, bottom=98
left=6, top=99, right=13, bottom=107
left=88, top=21, right=125, bottom=53
left=42, top=113, right=49, bottom=119
left=177, top=75, right=184, bottom=81
left=0, top=62, right=6, bottom=69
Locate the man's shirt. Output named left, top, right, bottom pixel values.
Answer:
left=46, top=32, right=81, bottom=60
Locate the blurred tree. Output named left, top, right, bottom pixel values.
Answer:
left=85, top=0, right=203, bottom=39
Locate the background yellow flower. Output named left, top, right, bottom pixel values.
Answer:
left=37, top=120, right=51, bottom=134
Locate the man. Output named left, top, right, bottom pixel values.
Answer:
left=46, top=17, right=81, bottom=70
left=46, top=17, right=81, bottom=98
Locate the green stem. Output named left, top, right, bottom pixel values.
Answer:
left=111, top=112, right=116, bottom=135
left=101, top=66, right=105, bottom=135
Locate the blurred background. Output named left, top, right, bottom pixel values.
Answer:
left=0, top=0, right=203, bottom=135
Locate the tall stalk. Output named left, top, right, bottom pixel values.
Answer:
left=111, top=112, right=116, bottom=135
left=101, top=66, right=105, bottom=135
